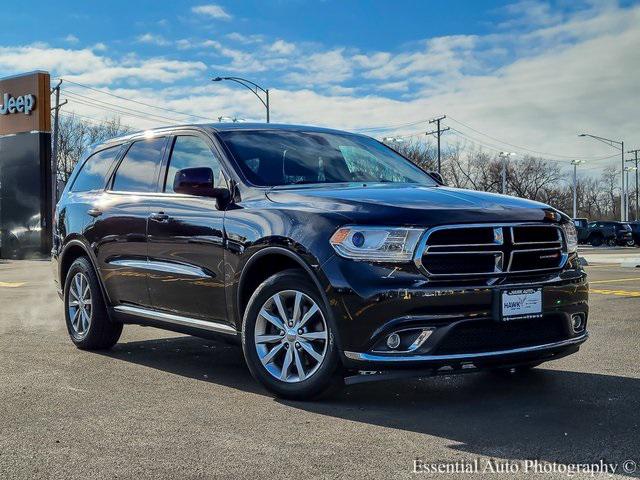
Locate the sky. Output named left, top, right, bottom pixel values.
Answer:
left=1, top=0, right=639, bottom=175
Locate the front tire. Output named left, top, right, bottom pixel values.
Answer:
left=64, top=257, right=122, bottom=350
left=241, top=269, right=341, bottom=400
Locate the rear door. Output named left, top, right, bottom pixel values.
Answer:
left=145, top=133, right=228, bottom=323
left=91, top=136, right=169, bottom=308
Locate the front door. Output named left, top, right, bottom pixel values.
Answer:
left=146, top=134, right=228, bottom=324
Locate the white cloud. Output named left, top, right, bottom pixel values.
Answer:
left=64, top=34, right=79, bottom=44
left=269, top=40, right=296, bottom=55
left=137, top=33, right=169, bottom=46
left=0, top=45, right=206, bottom=85
left=226, top=32, right=264, bottom=44
left=192, top=4, right=232, bottom=20
left=285, top=49, right=353, bottom=86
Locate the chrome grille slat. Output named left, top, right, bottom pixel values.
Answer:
left=414, top=223, right=567, bottom=279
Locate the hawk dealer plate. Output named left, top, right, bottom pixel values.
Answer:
left=497, top=288, right=543, bottom=321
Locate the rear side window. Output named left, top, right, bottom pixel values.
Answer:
left=164, top=136, right=223, bottom=192
left=112, top=138, right=166, bottom=192
left=71, top=146, right=120, bottom=192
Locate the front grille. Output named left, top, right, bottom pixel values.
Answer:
left=416, top=223, right=566, bottom=278
left=433, top=317, right=568, bottom=355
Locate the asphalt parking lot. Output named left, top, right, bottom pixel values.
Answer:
left=1, top=254, right=639, bottom=479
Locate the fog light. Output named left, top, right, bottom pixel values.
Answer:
left=571, top=313, right=586, bottom=333
left=386, top=333, right=401, bottom=349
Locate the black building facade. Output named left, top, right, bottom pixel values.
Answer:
left=0, top=71, right=52, bottom=258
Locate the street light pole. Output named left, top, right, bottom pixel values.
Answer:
left=578, top=133, right=625, bottom=221
left=212, top=76, right=270, bottom=123
left=627, top=149, right=640, bottom=221
left=571, top=160, right=586, bottom=218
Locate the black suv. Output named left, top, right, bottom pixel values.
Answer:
left=52, top=124, right=589, bottom=399
left=581, top=221, right=634, bottom=246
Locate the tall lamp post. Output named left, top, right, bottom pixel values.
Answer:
left=212, top=76, right=270, bottom=123
left=498, top=152, right=515, bottom=195
left=571, top=159, right=586, bottom=219
left=625, top=166, right=637, bottom=221
left=578, top=133, right=625, bottom=221
left=627, top=149, right=639, bottom=221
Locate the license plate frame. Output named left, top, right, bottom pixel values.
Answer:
left=496, top=287, right=543, bottom=321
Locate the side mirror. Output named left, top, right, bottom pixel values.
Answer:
left=428, top=171, right=445, bottom=185
left=173, top=167, right=230, bottom=201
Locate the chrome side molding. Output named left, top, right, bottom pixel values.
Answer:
left=108, top=259, right=211, bottom=278
left=114, top=304, right=237, bottom=335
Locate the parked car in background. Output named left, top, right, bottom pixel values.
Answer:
left=573, top=218, right=589, bottom=244
left=581, top=221, right=634, bottom=247
left=628, top=221, right=640, bottom=246
left=0, top=214, right=42, bottom=259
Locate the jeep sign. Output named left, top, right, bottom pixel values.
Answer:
left=0, top=93, right=36, bottom=115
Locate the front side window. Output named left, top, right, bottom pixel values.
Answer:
left=164, top=136, right=223, bottom=193
left=218, top=130, right=436, bottom=187
left=71, top=146, right=121, bottom=192
left=112, top=138, right=166, bottom=192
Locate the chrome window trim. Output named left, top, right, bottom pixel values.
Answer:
left=414, top=222, right=567, bottom=278
left=114, top=305, right=237, bottom=335
left=345, top=332, right=588, bottom=363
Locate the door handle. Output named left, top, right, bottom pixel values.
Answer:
left=149, top=212, right=170, bottom=222
left=87, top=208, right=102, bottom=217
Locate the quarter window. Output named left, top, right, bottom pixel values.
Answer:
left=71, top=146, right=121, bottom=192
left=164, top=136, right=223, bottom=193
left=112, top=138, right=166, bottom=192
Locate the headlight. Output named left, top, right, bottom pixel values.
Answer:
left=561, top=222, right=578, bottom=253
left=329, top=226, right=423, bottom=262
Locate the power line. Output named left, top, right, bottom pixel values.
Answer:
left=59, top=111, right=136, bottom=130
left=64, top=91, right=186, bottom=124
left=447, top=116, right=617, bottom=161
left=61, top=95, right=178, bottom=126
left=59, top=78, right=219, bottom=123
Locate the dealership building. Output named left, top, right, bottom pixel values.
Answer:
left=0, top=71, right=53, bottom=258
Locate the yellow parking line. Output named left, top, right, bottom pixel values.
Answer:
left=589, top=277, right=640, bottom=285
left=590, top=288, right=640, bottom=297
left=0, top=281, right=25, bottom=288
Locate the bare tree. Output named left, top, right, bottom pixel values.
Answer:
left=55, top=115, right=131, bottom=184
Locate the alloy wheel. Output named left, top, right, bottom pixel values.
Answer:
left=254, top=290, right=328, bottom=383
left=68, top=272, right=92, bottom=336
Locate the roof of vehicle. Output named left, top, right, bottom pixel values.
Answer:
left=96, top=122, right=366, bottom=150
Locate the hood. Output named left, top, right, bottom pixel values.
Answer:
left=266, top=183, right=556, bottom=225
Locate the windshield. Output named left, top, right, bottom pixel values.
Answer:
left=218, top=130, right=437, bottom=187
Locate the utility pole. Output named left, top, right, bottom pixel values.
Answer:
left=426, top=115, right=449, bottom=173
left=50, top=80, right=68, bottom=224
left=571, top=160, right=586, bottom=218
left=499, top=152, right=515, bottom=195
left=622, top=140, right=626, bottom=221
left=627, top=149, right=639, bottom=221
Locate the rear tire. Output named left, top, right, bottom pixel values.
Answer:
left=590, top=235, right=603, bottom=247
left=241, top=269, right=342, bottom=400
left=63, top=257, right=122, bottom=350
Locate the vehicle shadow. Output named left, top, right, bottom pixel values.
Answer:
left=103, top=335, right=640, bottom=476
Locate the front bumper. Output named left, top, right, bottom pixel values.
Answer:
left=319, top=253, right=589, bottom=370
left=343, top=332, right=588, bottom=369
